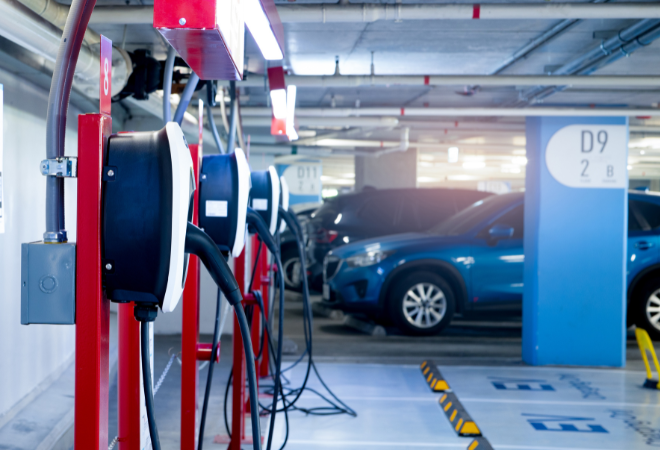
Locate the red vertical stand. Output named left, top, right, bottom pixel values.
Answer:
left=180, top=143, right=202, bottom=450
left=75, top=113, right=112, bottom=450
left=259, top=250, right=270, bottom=378
left=230, top=251, right=247, bottom=448
left=75, top=35, right=113, bottom=450
left=118, top=304, right=140, bottom=450
left=250, top=235, right=262, bottom=383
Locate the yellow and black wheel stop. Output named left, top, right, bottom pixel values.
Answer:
left=635, top=328, right=660, bottom=390
left=420, top=360, right=450, bottom=392
left=438, top=392, right=481, bottom=437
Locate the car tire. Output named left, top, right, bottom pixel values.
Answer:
left=281, top=246, right=302, bottom=291
left=634, top=278, right=660, bottom=341
left=388, top=272, right=455, bottom=336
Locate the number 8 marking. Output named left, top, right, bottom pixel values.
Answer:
left=103, top=57, right=109, bottom=96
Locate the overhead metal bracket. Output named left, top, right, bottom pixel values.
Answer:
left=40, top=157, right=78, bottom=178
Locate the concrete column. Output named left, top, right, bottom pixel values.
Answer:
left=523, top=116, right=628, bottom=367
left=355, top=149, right=418, bottom=191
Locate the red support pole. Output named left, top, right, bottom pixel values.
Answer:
left=229, top=250, right=247, bottom=449
left=247, top=235, right=262, bottom=412
left=118, top=303, right=140, bottom=450
left=180, top=143, right=202, bottom=450
left=259, top=249, right=270, bottom=378
left=75, top=113, right=112, bottom=450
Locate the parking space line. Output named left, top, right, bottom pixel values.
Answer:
left=284, top=440, right=467, bottom=447
left=459, top=397, right=660, bottom=408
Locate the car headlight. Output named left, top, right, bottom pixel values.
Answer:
left=345, top=250, right=394, bottom=268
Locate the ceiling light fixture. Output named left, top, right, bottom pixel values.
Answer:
left=448, top=147, right=459, bottom=163
left=244, top=0, right=284, bottom=60
left=463, top=161, right=486, bottom=169
left=286, top=85, right=298, bottom=141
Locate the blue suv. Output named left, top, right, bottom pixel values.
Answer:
left=322, top=191, right=660, bottom=337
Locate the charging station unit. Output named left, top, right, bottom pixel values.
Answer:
left=250, top=167, right=281, bottom=236
left=196, top=149, right=256, bottom=449
left=278, top=176, right=290, bottom=234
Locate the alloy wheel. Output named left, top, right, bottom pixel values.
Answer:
left=283, top=257, right=301, bottom=289
left=646, top=288, right=660, bottom=331
left=402, top=282, right=447, bottom=329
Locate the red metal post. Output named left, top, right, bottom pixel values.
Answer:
left=247, top=236, right=262, bottom=412
left=180, top=143, right=202, bottom=450
left=118, top=304, right=140, bottom=450
left=75, top=113, right=112, bottom=450
left=251, top=235, right=262, bottom=373
left=230, top=250, right=247, bottom=449
left=259, top=249, right=270, bottom=378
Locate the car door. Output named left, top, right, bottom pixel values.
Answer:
left=628, top=198, right=660, bottom=283
left=469, top=204, right=525, bottom=310
left=355, top=193, right=403, bottom=238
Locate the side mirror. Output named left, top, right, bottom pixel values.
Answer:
left=489, top=224, right=514, bottom=240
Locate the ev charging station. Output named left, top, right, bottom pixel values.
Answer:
left=19, top=0, right=289, bottom=445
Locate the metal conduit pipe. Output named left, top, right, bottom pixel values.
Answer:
left=227, top=75, right=660, bottom=88
left=18, top=0, right=99, bottom=44
left=0, top=0, right=130, bottom=98
left=522, top=19, right=660, bottom=102
left=238, top=116, right=400, bottom=128
left=89, top=3, right=660, bottom=24
left=532, top=23, right=660, bottom=102
left=14, top=0, right=133, bottom=94
left=551, top=19, right=660, bottom=76
left=240, top=106, right=660, bottom=117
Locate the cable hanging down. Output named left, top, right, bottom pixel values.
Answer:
left=223, top=207, right=356, bottom=450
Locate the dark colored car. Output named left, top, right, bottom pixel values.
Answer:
left=306, top=188, right=493, bottom=290
left=280, top=202, right=320, bottom=290
left=323, top=191, right=660, bottom=337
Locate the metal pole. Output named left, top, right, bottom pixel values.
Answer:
left=75, top=113, right=112, bottom=450
left=180, top=143, right=202, bottom=450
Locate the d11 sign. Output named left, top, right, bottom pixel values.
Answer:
left=545, top=124, right=627, bottom=189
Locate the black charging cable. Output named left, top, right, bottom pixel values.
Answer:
left=184, top=222, right=262, bottom=450
left=133, top=305, right=161, bottom=450
left=245, top=208, right=285, bottom=450
left=197, top=287, right=222, bottom=450
left=273, top=207, right=356, bottom=417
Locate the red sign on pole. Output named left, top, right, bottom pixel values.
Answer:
left=100, top=35, right=112, bottom=116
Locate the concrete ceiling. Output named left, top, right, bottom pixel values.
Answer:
left=85, top=1, right=660, bottom=190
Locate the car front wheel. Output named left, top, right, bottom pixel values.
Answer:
left=635, top=279, right=660, bottom=340
left=281, top=246, right=302, bottom=291
left=388, top=272, right=455, bottom=336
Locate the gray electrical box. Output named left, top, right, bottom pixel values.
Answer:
left=21, top=242, right=76, bottom=325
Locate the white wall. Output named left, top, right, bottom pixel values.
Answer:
left=0, top=67, right=80, bottom=419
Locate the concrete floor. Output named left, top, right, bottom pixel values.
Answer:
left=106, top=292, right=652, bottom=449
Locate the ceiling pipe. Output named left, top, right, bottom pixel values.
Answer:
left=228, top=75, right=660, bottom=89
left=122, top=94, right=217, bottom=144
left=238, top=115, right=399, bottom=128
left=240, top=106, right=660, bottom=117
left=13, top=0, right=133, bottom=94
left=89, top=3, right=660, bottom=25
left=0, top=0, right=130, bottom=98
left=522, top=19, right=660, bottom=103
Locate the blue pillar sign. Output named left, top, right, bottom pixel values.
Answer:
left=545, top=125, right=628, bottom=188
left=278, top=163, right=322, bottom=205
left=524, top=116, right=628, bottom=367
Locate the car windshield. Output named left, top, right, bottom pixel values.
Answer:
left=427, top=193, right=522, bottom=236
left=311, top=198, right=340, bottom=221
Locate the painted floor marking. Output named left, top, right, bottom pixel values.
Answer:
left=285, top=440, right=466, bottom=447
left=459, top=397, right=660, bottom=408
left=491, top=445, right=613, bottom=450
